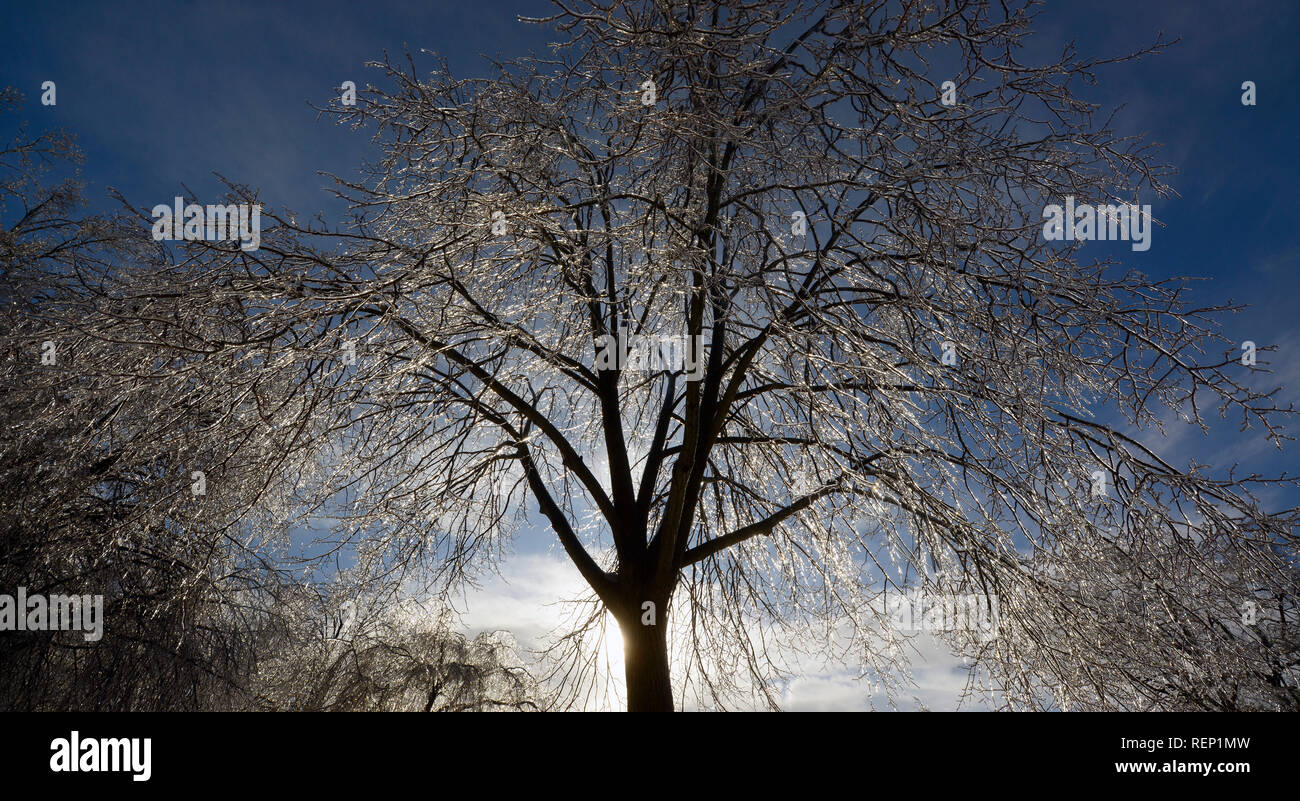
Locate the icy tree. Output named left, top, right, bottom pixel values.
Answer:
left=21, top=0, right=1300, bottom=711
left=0, top=88, right=549, bottom=713
left=0, top=89, right=309, bottom=710
left=248, top=588, right=549, bottom=712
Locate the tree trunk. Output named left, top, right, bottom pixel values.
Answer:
left=621, top=615, right=673, bottom=712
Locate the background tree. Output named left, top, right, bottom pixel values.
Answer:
left=0, top=89, right=285, bottom=710
left=994, top=531, right=1300, bottom=710
left=248, top=586, right=550, bottom=711
left=0, top=89, right=551, bottom=712
left=13, top=0, right=1300, bottom=711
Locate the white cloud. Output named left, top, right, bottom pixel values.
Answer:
left=450, top=552, right=984, bottom=711
left=454, top=552, right=591, bottom=645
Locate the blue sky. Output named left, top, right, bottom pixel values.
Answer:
left=4, top=0, right=1295, bottom=414
left=3, top=0, right=1297, bottom=709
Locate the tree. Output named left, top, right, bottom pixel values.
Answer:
left=0, top=89, right=288, bottom=710
left=25, top=0, right=1300, bottom=711
left=996, top=529, right=1300, bottom=710
left=0, top=89, right=549, bottom=713
left=247, top=586, right=550, bottom=712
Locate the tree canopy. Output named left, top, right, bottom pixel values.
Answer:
left=3, top=1, right=1297, bottom=711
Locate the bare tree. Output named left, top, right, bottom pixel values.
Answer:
left=247, top=585, right=550, bottom=712
left=21, top=0, right=1300, bottom=711
left=0, top=90, right=281, bottom=710
left=0, top=89, right=551, bottom=713
left=993, top=529, right=1300, bottom=710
